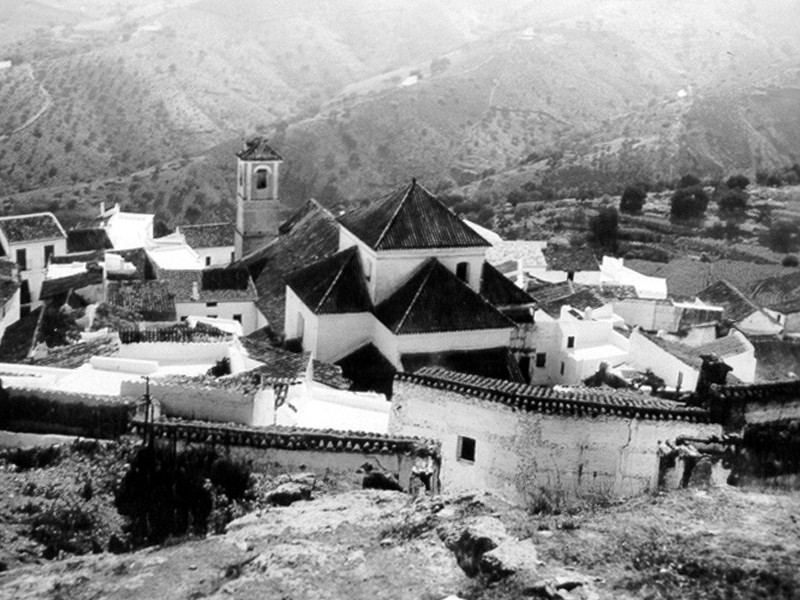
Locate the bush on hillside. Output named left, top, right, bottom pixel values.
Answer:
left=717, top=189, right=748, bottom=214
left=619, top=186, right=646, bottom=214
left=767, top=220, right=800, bottom=253
left=670, top=185, right=709, bottom=220
left=678, top=174, right=701, bottom=188
left=589, top=207, right=619, bottom=255
left=782, top=255, right=799, bottom=267
left=726, top=174, right=750, bottom=190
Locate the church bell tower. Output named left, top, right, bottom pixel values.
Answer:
left=234, top=137, right=283, bottom=260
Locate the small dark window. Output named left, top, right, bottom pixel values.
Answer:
left=567, top=336, right=575, bottom=349
left=518, top=355, right=531, bottom=384
left=20, top=280, right=30, bottom=304
left=456, top=261, right=469, bottom=282
left=233, top=314, right=242, bottom=323
left=180, top=316, right=188, bottom=322
left=16, top=249, right=26, bottom=271
left=208, top=314, right=218, bottom=318
left=256, top=169, right=268, bottom=190
left=560, top=362, right=565, bottom=375
left=457, top=436, right=476, bottom=463
left=231, top=251, right=236, bottom=262
left=535, top=352, right=547, bottom=368
left=44, top=245, right=55, bottom=265
left=205, top=256, right=211, bottom=267
left=567, top=271, right=575, bottom=281
left=206, top=302, right=218, bottom=308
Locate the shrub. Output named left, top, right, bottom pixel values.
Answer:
left=589, top=207, right=619, bottom=254
left=620, top=186, right=646, bottom=214
left=678, top=174, right=701, bottom=188
left=670, top=186, right=709, bottom=220
left=782, top=255, right=799, bottom=267
left=726, top=174, right=750, bottom=190
left=767, top=220, right=800, bottom=253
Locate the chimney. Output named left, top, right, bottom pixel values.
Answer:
left=191, top=281, right=200, bottom=301
left=695, top=354, right=732, bottom=397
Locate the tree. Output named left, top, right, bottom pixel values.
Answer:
left=678, top=174, right=701, bottom=188
left=717, top=188, right=748, bottom=215
left=726, top=174, right=750, bottom=190
left=767, top=220, right=800, bottom=253
left=589, top=206, right=619, bottom=254
left=619, top=186, right=646, bottom=214
left=670, top=185, right=709, bottom=220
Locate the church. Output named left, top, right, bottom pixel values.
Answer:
left=234, top=137, right=535, bottom=387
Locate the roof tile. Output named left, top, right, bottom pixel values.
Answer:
left=179, top=222, right=235, bottom=249
left=0, top=213, right=65, bottom=243
left=286, top=246, right=372, bottom=314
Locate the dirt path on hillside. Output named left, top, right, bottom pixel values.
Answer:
left=0, top=66, right=52, bottom=142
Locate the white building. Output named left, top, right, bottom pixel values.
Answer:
left=599, top=256, right=667, bottom=299
left=0, top=259, right=21, bottom=344
left=176, top=222, right=236, bottom=267
left=697, top=280, right=783, bottom=337
left=161, top=267, right=266, bottom=335
left=282, top=180, right=519, bottom=376
left=97, top=203, right=154, bottom=250
left=0, top=212, right=67, bottom=313
left=390, top=367, right=720, bottom=502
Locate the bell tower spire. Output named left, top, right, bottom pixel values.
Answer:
left=234, top=137, right=283, bottom=260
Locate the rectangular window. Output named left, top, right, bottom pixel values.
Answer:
left=15, top=248, right=26, bottom=271
left=567, top=336, right=575, bottom=349
left=560, top=362, right=565, bottom=375
left=256, top=169, right=268, bottom=189
left=205, top=256, right=211, bottom=267
left=44, top=244, right=55, bottom=265
left=231, top=251, right=236, bottom=263
left=233, top=314, right=242, bottom=323
left=457, top=436, right=476, bottom=463
left=180, top=316, right=188, bottom=322
left=535, top=352, right=547, bottom=368
left=208, top=314, right=218, bottom=319
left=206, top=302, right=218, bottom=308
left=456, top=261, right=469, bottom=282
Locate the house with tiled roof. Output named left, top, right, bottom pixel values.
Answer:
left=697, top=280, right=782, bottom=337
left=281, top=180, right=522, bottom=384
left=176, top=222, right=235, bottom=267
left=161, top=267, right=264, bottom=334
left=389, top=366, right=720, bottom=501
left=0, top=212, right=67, bottom=313
left=763, top=297, right=800, bottom=336
left=105, top=280, right=177, bottom=322
left=629, top=328, right=754, bottom=391
left=537, top=244, right=601, bottom=284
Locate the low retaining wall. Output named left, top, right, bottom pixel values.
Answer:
left=133, top=419, right=439, bottom=490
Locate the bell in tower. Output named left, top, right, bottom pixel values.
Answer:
left=234, top=137, right=283, bottom=260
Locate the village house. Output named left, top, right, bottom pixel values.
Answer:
left=389, top=367, right=720, bottom=502
left=175, top=222, right=236, bottom=267
left=628, top=328, right=756, bottom=391
left=697, top=280, right=782, bottom=337
left=161, top=267, right=266, bottom=335
left=0, top=212, right=67, bottom=313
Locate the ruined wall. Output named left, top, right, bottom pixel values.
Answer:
left=389, top=379, right=720, bottom=504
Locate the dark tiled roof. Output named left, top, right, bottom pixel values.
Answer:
left=709, top=380, right=800, bottom=404
left=67, top=228, right=112, bottom=253
left=589, top=283, right=639, bottom=302
left=339, top=180, right=490, bottom=251
left=480, top=262, right=536, bottom=307
left=401, top=347, right=526, bottom=384
left=767, top=297, right=800, bottom=315
left=637, top=330, right=748, bottom=371
left=40, top=270, right=103, bottom=299
left=747, top=271, right=800, bottom=308
left=50, top=250, right=106, bottom=265
left=31, top=334, right=120, bottom=369
left=239, top=336, right=311, bottom=381
left=179, top=222, right=235, bottom=249
left=236, top=137, right=283, bottom=161
left=527, top=279, right=581, bottom=303
left=543, top=245, right=599, bottom=272
left=751, top=338, right=800, bottom=382
left=0, top=213, right=65, bottom=243
left=637, top=330, right=703, bottom=369
left=336, top=343, right=397, bottom=397
left=697, top=280, right=763, bottom=323
left=625, top=259, right=790, bottom=300
left=162, top=268, right=257, bottom=303
left=397, top=367, right=711, bottom=421
left=376, top=259, right=513, bottom=335
left=312, top=359, right=351, bottom=390
left=105, top=280, right=177, bottom=321
left=285, top=246, right=372, bottom=314
left=539, top=288, right=605, bottom=318
left=239, top=200, right=341, bottom=334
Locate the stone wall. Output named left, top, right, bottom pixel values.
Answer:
left=389, top=378, right=720, bottom=504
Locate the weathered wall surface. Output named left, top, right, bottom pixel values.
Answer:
left=744, top=399, right=800, bottom=423
left=389, top=380, right=721, bottom=504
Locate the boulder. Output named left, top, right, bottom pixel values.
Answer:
left=479, top=538, right=539, bottom=582
left=266, top=482, right=313, bottom=506
left=438, top=516, right=509, bottom=577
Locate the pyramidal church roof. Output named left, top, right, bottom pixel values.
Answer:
left=236, top=137, right=284, bottom=162
left=338, top=180, right=490, bottom=251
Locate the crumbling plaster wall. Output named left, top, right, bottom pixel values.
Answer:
left=389, top=380, right=720, bottom=504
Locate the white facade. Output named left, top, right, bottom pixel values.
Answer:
left=600, top=256, right=667, bottom=299
left=101, top=204, right=154, bottom=250
left=0, top=286, right=20, bottom=344
left=176, top=300, right=266, bottom=335
left=197, top=245, right=235, bottom=267
left=389, top=377, right=721, bottom=502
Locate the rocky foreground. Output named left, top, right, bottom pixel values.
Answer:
left=0, top=484, right=798, bottom=600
